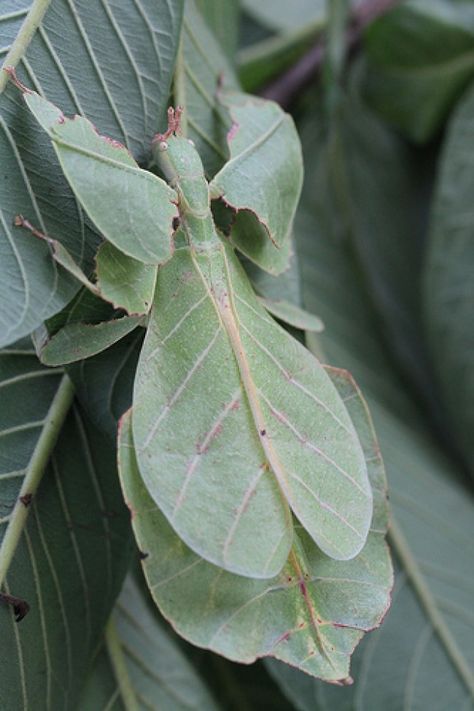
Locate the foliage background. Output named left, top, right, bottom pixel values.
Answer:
left=0, top=0, right=473, bottom=709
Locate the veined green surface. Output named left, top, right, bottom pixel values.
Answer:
left=95, top=242, right=157, bottom=316
left=39, top=315, right=142, bottom=366
left=23, top=91, right=179, bottom=265
left=133, top=239, right=372, bottom=575
left=210, top=93, right=303, bottom=262
left=0, top=0, right=183, bottom=346
left=80, top=576, right=221, bottom=711
left=119, top=367, right=391, bottom=682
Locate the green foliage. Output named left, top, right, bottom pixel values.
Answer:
left=363, top=0, right=474, bottom=141
left=1, top=0, right=473, bottom=708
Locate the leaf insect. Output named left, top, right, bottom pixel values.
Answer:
left=8, top=70, right=373, bottom=579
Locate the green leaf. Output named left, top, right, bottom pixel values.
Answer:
left=173, top=0, right=237, bottom=177
left=424, top=79, right=474, bottom=478
left=95, top=242, right=157, bottom=315
left=241, top=0, right=326, bottom=32
left=132, top=241, right=372, bottom=577
left=363, top=0, right=474, bottom=142
left=228, top=212, right=294, bottom=276
left=259, top=297, right=324, bottom=332
left=68, top=330, right=143, bottom=442
left=0, top=347, right=132, bottom=708
left=303, top=92, right=433, bottom=404
left=195, top=0, right=240, bottom=61
left=210, top=92, right=303, bottom=262
left=80, top=576, right=221, bottom=710
left=118, top=367, right=391, bottom=682
left=39, top=315, right=143, bottom=366
left=22, top=91, right=179, bottom=265
left=0, top=0, right=184, bottom=346
left=289, top=109, right=474, bottom=707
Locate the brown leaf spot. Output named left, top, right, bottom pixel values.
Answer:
left=19, top=494, right=32, bottom=507
left=0, top=593, right=30, bottom=622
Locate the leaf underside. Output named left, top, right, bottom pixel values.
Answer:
left=0, top=346, right=132, bottom=708
left=0, top=0, right=183, bottom=346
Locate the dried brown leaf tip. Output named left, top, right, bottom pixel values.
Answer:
left=0, top=592, right=30, bottom=622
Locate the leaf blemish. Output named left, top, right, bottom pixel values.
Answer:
left=227, top=121, right=240, bottom=142
left=19, top=494, right=32, bottom=507
left=0, top=592, right=30, bottom=622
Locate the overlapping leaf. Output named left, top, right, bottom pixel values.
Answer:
left=80, top=577, right=220, bottom=710
left=278, top=105, right=474, bottom=708
left=424, top=79, right=474, bottom=479
left=174, top=0, right=237, bottom=177
left=0, top=0, right=184, bottom=346
left=119, top=366, right=391, bottom=683
left=0, top=346, right=132, bottom=709
left=40, top=315, right=142, bottom=366
left=363, top=0, right=474, bottom=142
left=132, top=239, right=372, bottom=577
left=195, top=0, right=240, bottom=60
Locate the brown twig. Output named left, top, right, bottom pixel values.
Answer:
left=260, top=0, right=401, bottom=107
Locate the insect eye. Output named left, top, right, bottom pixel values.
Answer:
left=158, top=140, right=168, bottom=151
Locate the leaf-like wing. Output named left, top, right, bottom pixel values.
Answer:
left=210, top=92, right=303, bottom=260
left=132, top=241, right=372, bottom=577
left=259, top=297, right=324, bottom=332
left=0, top=347, right=132, bottom=709
left=22, top=91, right=178, bottom=265
left=0, top=0, right=183, bottom=346
left=39, top=316, right=142, bottom=366
left=80, top=576, right=220, bottom=711
left=118, top=370, right=391, bottom=682
left=95, top=242, right=157, bottom=315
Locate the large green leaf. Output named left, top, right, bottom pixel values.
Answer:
left=119, top=366, right=391, bottom=683
left=307, top=92, right=434, bottom=409
left=132, top=241, right=372, bottom=577
left=424, top=79, right=474, bottom=479
left=173, top=0, right=237, bottom=177
left=241, top=0, right=326, bottom=32
left=195, top=0, right=240, bottom=61
left=80, top=576, right=220, bottom=710
left=0, top=347, right=132, bottom=709
left=363, top=0, right=474, bottom=142
left=276, top=107, right=474, bottom=707
left=0, top=0, right=183, bottom=347
left=68, top=330, right=143, bottom=442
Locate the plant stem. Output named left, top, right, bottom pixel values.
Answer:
left=0, top=374, right=75, bottom=588
left=323, top=0, right=350, bottom=113
left=0, top=0, right=53, bottom=93
left=261, top=0, right=401, bottom=107
left=389, top=516, right=474, bottom=697
left=105, top=616, right=140, bottom=711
